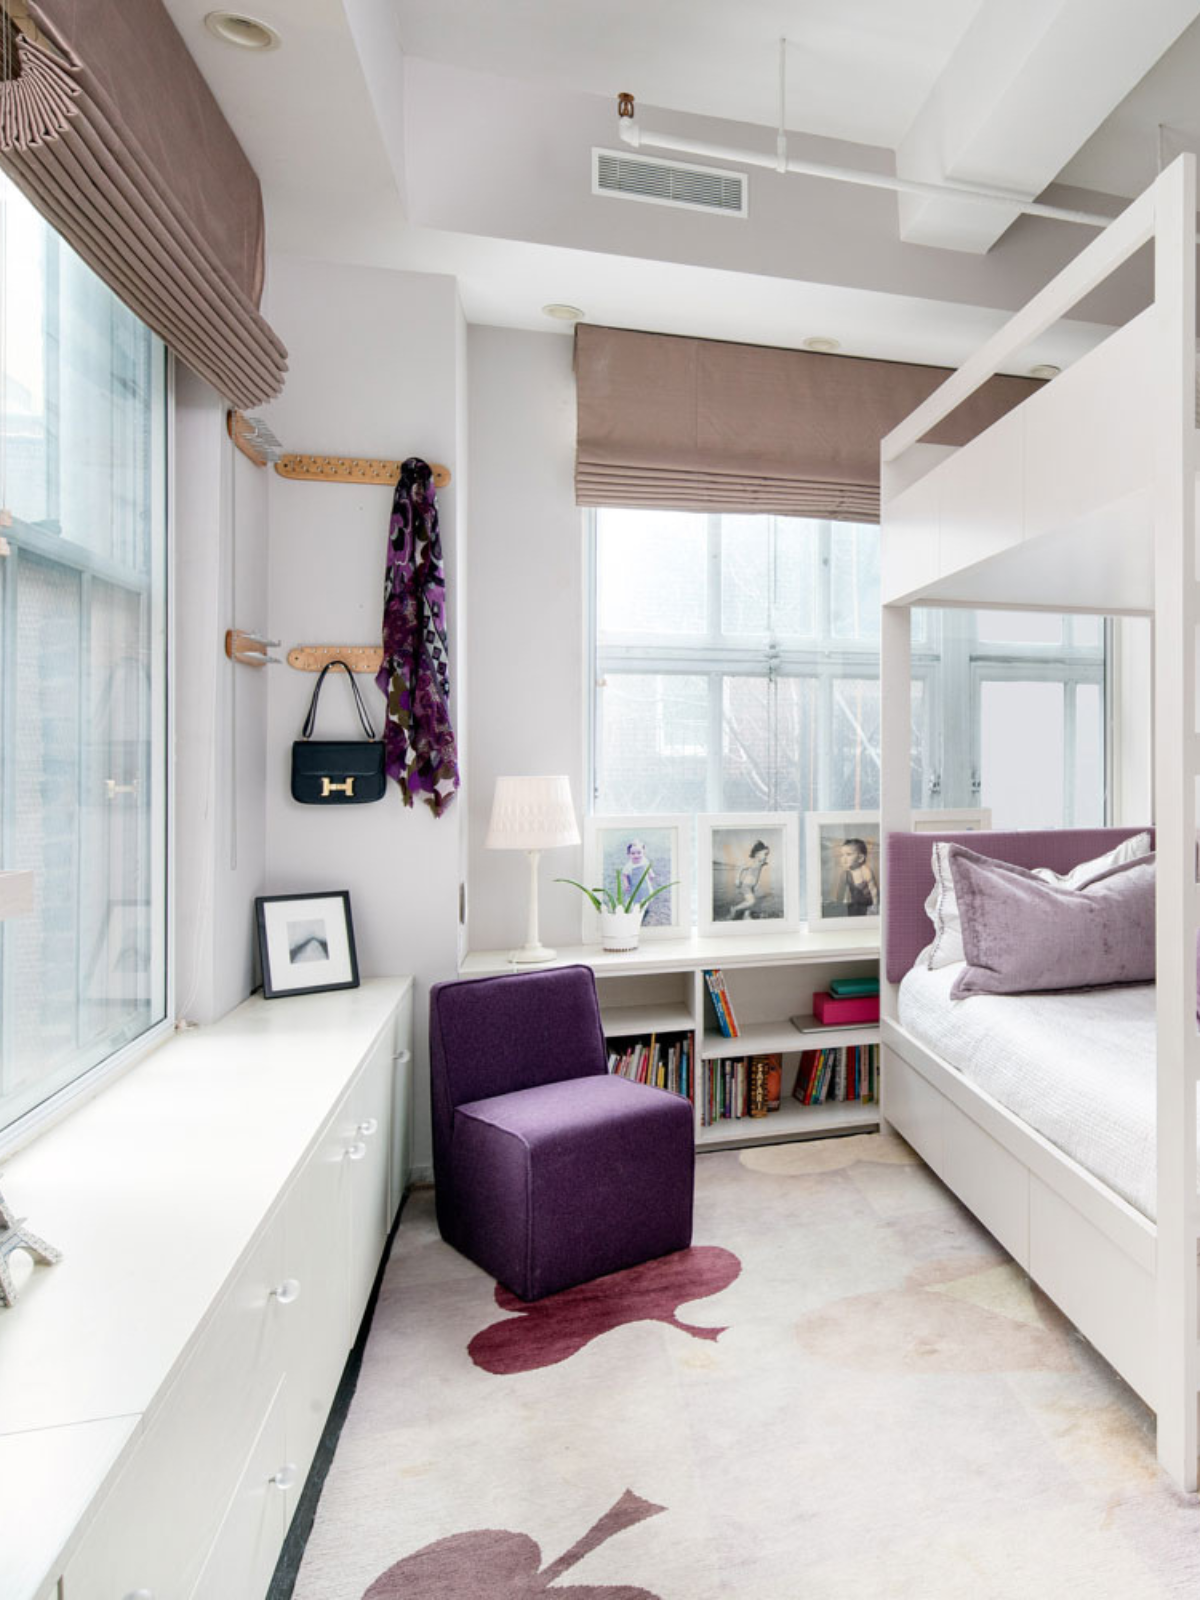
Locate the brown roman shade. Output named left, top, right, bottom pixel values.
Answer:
left=575, top=323, right=1040, bottom=521
left=0, top=0, right=286, bottom=407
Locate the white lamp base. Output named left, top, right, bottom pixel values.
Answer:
left=507, top=850, right=555, bottom=967
left=508, top=943, right=557, bottom=965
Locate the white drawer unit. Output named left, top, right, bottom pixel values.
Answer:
left=1, top=977, right=414, bottom=1600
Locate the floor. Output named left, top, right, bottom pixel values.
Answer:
left=288, top=1135, right=1200, bottom=1599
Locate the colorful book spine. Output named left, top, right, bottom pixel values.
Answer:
left=703, top=969, right=740, bottom=1038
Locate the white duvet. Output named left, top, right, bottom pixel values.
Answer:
left=897, top=960, right=1161, bottom=1218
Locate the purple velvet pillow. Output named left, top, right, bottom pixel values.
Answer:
left=947, top=844, right=1156, bottom=999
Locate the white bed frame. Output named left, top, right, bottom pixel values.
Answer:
left=879, top=154, right=1200, bottom=1488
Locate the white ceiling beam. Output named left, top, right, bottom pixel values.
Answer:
left=895, top=0, right=1200, bottom=253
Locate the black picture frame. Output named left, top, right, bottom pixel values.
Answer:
left=254, top=890, right=360, bottom=999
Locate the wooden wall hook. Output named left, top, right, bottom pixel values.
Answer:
left=274, top=454, right=451, bottom=490
left=287, top=645, right=384, bottom=674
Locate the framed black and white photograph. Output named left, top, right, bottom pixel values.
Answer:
left=912, top=808, right=993, bottom=833
left=255, top=890, right=359, bottom=999
left=699, top=813, right=799, bottom=936
left=582, top=815, right=690, bottom=940
left=806, top=812, right=882, bottom=928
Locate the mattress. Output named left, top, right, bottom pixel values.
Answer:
left=897, top=959, right=1161, bottom=1218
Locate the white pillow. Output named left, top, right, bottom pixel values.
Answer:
left=923, top=830, right=1153, bottom=970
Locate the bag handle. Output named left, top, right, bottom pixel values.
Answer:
left=301, top=660, right=378, bottom=741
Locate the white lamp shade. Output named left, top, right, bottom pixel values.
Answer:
left=485, top=776, right=580, bottom=851
left=0, top=870, right=34, bottom=919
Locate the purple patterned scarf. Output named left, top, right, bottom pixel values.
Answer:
left=376, top=458, right=460, bottom=816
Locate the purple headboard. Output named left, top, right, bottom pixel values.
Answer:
left=884, top=827, right=1152, bottom=983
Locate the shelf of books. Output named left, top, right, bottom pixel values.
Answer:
left=462, top=927, right=883, bottom=1152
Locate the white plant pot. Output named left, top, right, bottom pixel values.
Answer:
left=600, top=907, right=642, bottom=953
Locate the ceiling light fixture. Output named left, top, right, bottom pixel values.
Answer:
left=803, top=337, right=841, bottom=353
left=204, top=11, right=281, bottom=50
left=542, top=304, right=585, bottom=322
left=1028, top=363, right=1062, bottom=380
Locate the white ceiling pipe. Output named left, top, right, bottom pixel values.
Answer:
left=616, top=101, right=1116, bottom=232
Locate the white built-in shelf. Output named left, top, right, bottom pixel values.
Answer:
left=697, top=1098, right=878, bottom=1150
left=702, top=1017, right=880, bottom=1060
left=460, top=924, right=878, bottom=980
left=601, top=1003, right=694, bottom=1039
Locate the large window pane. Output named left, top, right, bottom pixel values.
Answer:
left=980, top=680, right=1064, bottom=827
left=1, top=175, right=167, bottom=1135
left=596, top=509, right=707, bottom=637
left=591, top=510, right=1107, bottom=925
left=598, top=674, right=709, bottom=812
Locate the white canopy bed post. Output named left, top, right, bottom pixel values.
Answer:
left=874, top=152, right=1200, bottom=1489
left=879, top=600, right=912, bottom=1135
left=1150, top=151, right=1199, bottom=1490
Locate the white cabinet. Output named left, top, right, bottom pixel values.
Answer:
left=7, top=978, right=413, bottom=1600
left=461, top=931, right=880, bottom=1151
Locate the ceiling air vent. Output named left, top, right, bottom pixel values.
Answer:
left=592, top=148, right=747, bottom=217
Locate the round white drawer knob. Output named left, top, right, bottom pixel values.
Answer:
left=394, top=1048, right=412, bottom=1065
left=345, top=1141, right=367, bottom=1162
left=123, top=1591, right=154, bottom=1600
left=357, top=1117, right=378, bottom=1138
left=271, top=1463, right=298, bottom=1491
left=272, top=1278, right=301, bottom=1305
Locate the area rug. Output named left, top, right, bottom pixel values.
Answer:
left=292, top=1134, right=1200, bottom=1599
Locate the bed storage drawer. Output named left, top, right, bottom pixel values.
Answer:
left=940, top=1099, right=1030, bottom=1269
left=883, top=1045, right=943, bottom=1169
left=1028, top=1176, right=1156, bottom=1403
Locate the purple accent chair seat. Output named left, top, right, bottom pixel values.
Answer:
left=429, top=965, right=695, bottom=1301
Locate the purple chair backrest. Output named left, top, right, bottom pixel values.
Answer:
left=429, top=965, right=609, bottom=1110
left=884, top=827, right=1152, bottom=983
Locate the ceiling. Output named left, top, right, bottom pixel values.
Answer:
left=164, top=0, right=1200, bottom=370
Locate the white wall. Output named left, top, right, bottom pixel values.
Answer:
left=261, top=256, right=466, bottom=1177
left=173, top=367, right=269, bottom=1024
left=465, top=327, right=587, bottom=953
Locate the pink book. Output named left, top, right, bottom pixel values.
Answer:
left=812, top=990, right=880, bottom=1026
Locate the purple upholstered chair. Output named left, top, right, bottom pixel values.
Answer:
left=429, top=965, right=695, bottom=1301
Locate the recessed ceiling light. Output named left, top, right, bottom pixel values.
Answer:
left=542, top=304, right=585, bottom=322
left=803, top=336, right=841, bottom=353
left=1028, top=363, right=1061, bottom=380
left=204, top=11, right=281, bottom=50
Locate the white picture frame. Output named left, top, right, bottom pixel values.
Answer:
left=580, top=815, right=691, bottom=941
left=698, top=813, right=799, bottom=936
left=912, top=808, right=993, bottom=833
left=805, top=811, right=882, bottom=929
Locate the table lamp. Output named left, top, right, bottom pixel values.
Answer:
left=485, top=776, right=580, bottom=964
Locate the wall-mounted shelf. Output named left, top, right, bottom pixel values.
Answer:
left=287, top=645, right=383, bottom=674
left=275, top=455, right=451, bottom=489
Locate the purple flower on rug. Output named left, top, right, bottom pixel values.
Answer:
left=468, top=1246, right=742, bottom=1375
left=362, top=1489, right=666, bottom=1599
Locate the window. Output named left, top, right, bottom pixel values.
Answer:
left=591, top=509, right=1106, bottom=898
left=0, top=176, right=169, bottom=1139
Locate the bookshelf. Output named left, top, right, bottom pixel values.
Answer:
left=459, top=927, right=880, bottom=1152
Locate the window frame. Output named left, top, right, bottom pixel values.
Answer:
left=0, top=245, right=174, bottom=1157
left=586, top=509, right=1110, bottom=825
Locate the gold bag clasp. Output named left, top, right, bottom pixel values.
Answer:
left=321, top=777, right=355, bottom=797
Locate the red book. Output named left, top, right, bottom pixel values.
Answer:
left=813, top=991, right=880, bottom=1026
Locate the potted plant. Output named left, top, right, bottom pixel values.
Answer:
left=556, top=867, right=677, bottom=953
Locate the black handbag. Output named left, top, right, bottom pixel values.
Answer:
left=291, top=660, right=387, bottom=805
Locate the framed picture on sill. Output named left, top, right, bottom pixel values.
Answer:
left=255, top=890, right=359, bottom=999
left=699, top=813, right=799, bottom=936
left=912, top=808, right=993, bottom=833
left=581, top=815, right=690, bottom=941
left=805, top=812, right=881, bottom=929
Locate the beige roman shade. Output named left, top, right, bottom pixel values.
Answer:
left=575, top=323, right=1040, bottom=521
left=0, top=0, right=287, bottom=407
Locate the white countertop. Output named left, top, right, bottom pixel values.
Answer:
left=460, top=925, right=879, bottom=978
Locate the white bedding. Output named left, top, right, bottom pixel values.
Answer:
left=897, top=960, right=1161, bottom=1218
